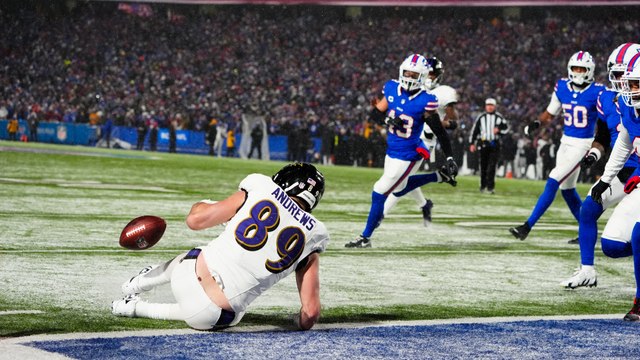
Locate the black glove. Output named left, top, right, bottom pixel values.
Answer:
left=580, top=152, right=598, bottom=169
left=524, top=120, right=541, bottom=137
left=445, top=157, right=458, bottom=177
left=385, top=116, right=404, bottom=128
left=590, top=180, right=610, bottom=204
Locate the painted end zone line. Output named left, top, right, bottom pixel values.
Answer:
left=1, top=313, right=623, bottom=345
left=0, top=314, right=625, bottom=360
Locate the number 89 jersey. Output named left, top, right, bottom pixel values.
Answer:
left=383, top=80, right=439, bottom=161
left=202, top=173, right=329, bottom=313
left=549, top=78, right=605, bottom=139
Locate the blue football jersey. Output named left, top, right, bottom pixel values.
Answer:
left=382, top=80, right=438, bottom=161
left=597, top=89, right=638, bottom=168
left=554, top=78, right=605, bottom=139
left=618, top=100, right=640, bottom=163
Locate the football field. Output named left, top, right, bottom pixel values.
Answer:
left=0, top=141, right=637, bottom=358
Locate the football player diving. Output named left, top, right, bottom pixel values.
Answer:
left=113, top=163, right=329, bottom=330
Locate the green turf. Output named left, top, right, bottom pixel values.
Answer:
left=0, top=140, right=634, bottom=337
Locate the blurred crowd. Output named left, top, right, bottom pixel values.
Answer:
left=1, top=3, right=639, bottom=176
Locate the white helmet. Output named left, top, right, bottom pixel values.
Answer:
left=619, top=52, right=640, bottom=109
left=607, top=43, right=640, bottom=92
left=399, top=54, right=430, bottom=92
left=567, top=51, right=595, bottom=86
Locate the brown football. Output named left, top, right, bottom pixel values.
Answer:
left=119, top=215, right=166, bottom=250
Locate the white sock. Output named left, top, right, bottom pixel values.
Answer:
left=383, top=193, right=400, bottom=216
left=136, top=301, right=184, bottom=321
left=407, top=189, right=427, bottom=209
left=138, top=253, right=187, bottom=291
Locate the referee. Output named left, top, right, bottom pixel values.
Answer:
left=469, top=98, right=509, bottom=194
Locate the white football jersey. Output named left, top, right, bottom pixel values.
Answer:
left=430, top=85, right=458, bottom=120
left=421, top=85, right=459, bottom=162
left=202, top=174, right=329, bottom=313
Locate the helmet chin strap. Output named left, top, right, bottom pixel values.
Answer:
left=571, top=80, right=588, bottom=89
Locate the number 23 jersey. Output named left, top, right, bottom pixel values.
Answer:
left=202, top=173, right=329, bottom=312
left=383, top=80, right=439, bottom=161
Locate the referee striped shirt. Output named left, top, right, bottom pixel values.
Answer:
left=469, top=111, right=509, bottom=144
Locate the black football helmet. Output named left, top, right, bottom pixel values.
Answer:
left=425, top=57, right=444, bottom=90
left=272, top=162, right=325, bottom=211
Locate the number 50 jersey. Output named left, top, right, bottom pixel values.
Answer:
left=548, top=78, right=605, bottom=139
left=202, top=173, right=329, bottom=313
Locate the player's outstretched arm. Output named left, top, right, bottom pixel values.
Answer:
left=294, top=252, right=321, bottom=330
left=185, top=190, right=246, bottom=230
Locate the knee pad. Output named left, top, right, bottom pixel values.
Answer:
left=602, top=238, right=632, bottom=259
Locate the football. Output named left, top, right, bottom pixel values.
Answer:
left=119, top=215, right=167, bottom=250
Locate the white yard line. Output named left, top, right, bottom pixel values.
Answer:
left=0, top=310, right=44, bottom=316
left=0, top=249, right=579, bottom=254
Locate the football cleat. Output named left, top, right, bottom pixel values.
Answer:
left=509, top=222, right=531, bottom=240
left=567, top=237, right=579, bottom=245
left=111, top=294, right=139, bottom=317
left=122, top=265, right=156, bottom=295
left=624, top=298, right=640, bottom=322
left=422, top=199, right=434, bottom=227
left=438, top=168, right=457, bottom=187
left=345, top=235, right=372, bottom=248
left=560, top=267, right=597, bottom=289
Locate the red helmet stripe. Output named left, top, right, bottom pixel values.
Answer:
left=616, top=43, right=634, bottom=64
left=627, top=52, right=640, bottom=72
left=576, top=51, right=584, bottom=60
left=411, top=54, right=419, bottom=65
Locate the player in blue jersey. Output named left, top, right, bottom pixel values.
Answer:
left=589, top=54, right=640, bottom=320
left=345, top=54, right=457, bottom=248
left=509, top=51, right=605, bottom=241
left=383, top=57, right=460, bottom=227
left=561, top=43, right=640, bottom=289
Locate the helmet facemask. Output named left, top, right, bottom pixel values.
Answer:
left=272, top=162, right=325, bottom=212
left=567, top=51, right=595, bottom=86
left=399, top=54, right=430, bottom=92
left=425, top=57, right=444, bottom=90
left=620, top=72, right=640, bottom=109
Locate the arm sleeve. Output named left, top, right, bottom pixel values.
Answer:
left=425, top=112, right=453, bottom=157
left=600, top=123, right=634, bottom=184
left=545, top=92, right=562, bottom=116
left=369, top=107, right=386, bottom=125
left=593, top=118, right=612, bottom=149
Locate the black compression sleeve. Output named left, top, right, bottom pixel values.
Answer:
left=594, top=118, right=611, bottom=149
left=370, top=107, right=386, bottom=125
left=424, top=112, right=453, bottom=157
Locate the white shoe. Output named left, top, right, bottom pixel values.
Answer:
left=122, top=265, right=156, bottom=295
left=111, top=294, right=139, bottom=317
left=560, top=267, right=597, bottom=289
